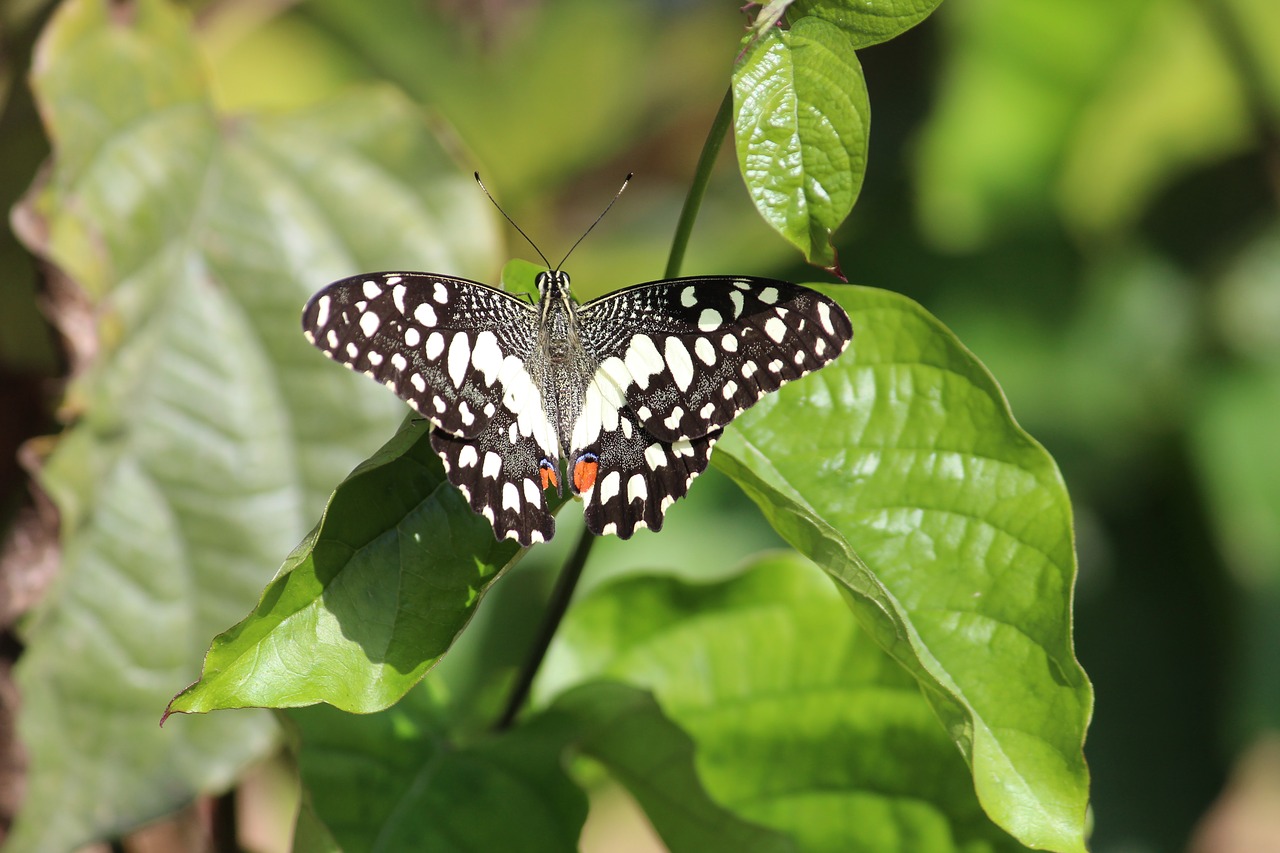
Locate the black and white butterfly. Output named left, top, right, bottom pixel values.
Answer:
left=302, top=268, right=852, bottom=546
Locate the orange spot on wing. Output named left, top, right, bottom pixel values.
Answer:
left=572, top=457, right=598, bottom=493
left=539, top=463, right=559, bottom=490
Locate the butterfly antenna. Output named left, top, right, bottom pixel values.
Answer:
left=475, top=172, right=553, bottom=270
left=554, top=172, right=633, bottom=271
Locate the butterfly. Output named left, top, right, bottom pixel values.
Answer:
left=302, top=266, right=852, bottom=546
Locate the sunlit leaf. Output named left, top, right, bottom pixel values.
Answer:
left=733, top=17, right=870, bottom=271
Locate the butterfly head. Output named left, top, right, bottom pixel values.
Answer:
left=535, top=269, right=572, bottom=300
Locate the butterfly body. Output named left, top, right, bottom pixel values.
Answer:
left=303, top=268, right=852, bottom=546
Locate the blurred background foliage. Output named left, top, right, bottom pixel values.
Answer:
left=1, top=0, right=1278, bottom=850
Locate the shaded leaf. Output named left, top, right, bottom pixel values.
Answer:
left=290, top=687, right=586, bottom=853
left=8, top=0, right=496, bottom=847
left=711, top=286, right=1092, bottom=851
left=733, top=17, right=870, bottom=271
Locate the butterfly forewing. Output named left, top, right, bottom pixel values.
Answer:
left=302, top=271, right=561, bottom=545
left=302, top=272, right=542, bottom=440
left=572, top=277, right=853, bottom=446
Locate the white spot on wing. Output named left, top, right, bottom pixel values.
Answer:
left=730, top=291, right=745, bottom=318
left=742, top=362, right=757, bottom=379
left=723, top=380, right=738, bottom=399
left=414, top=303, right=437, bottom=326
left=362, top=280, right=383, bottom=299
left=764, top=317, right=787, bottom=343
left=391, top=353, right=408, bottom=372
left=644, top=444, right=667, bottom=470
left=817, top=301, right=835, bottom=335
left=623, top=335, right=664, bottom=391
left=459, top=446, right=478, bottom=468
left=699, top=401, right=715, bottom=419
left=315, top=295, right=331, bottom=328
left=680, top=286, right=697, bottom=307
left=665, top=337, right=694, bottom=392
left=598, top=471, right=621, bottom=504
left=502, top=482, right=520, bottom=511
left=483, top=451, right=502, bottom=479
left=392, top=284, right=407, bottom=315
left=759, top=287, right=778, bottom=304
left=694, top=337, right=716, bottom=366
left=410, top=373, right=426, bottom=393
left=663, top=406, right=684, bottom=432
left=471, top=330, right=503, bottom=386
left=697, top=308, right=721, bottom=331
left=523, top=478, right=542, bottom=505
left=425, top=332, right=445, bottom=360
left=404, top=327, right=421, bottom=347
left=626, top=474, right=648, bottom=503
left=448, top=332, right=470, bottom=388
left=459, top=401, right=475, bottom=426
left=433, top=281, right=449, bottom=304
left=367, top=351, right=383, bottom=366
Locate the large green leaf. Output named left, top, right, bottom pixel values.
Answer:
left=540, top=553, right=1030, bottom=852
left=733, top=17, right=870, bottom=272
left=8, top=0, right=496, bottom=848
left=708, top=286, right=1092, bottom=851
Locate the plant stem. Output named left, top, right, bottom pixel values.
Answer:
left=666, top=88, right=735, bottom=279
left=493, top=526, right=596, bottom=731
left=493, top=89, right=734, bottom=732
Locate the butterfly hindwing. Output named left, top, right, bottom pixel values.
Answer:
left=430, top=407, right=556, bottom=546
left=573, top=277, right=853, bottom=445
left=302, top=272, right=543, bottom=441
left=573, top=406, right=720, bottom=539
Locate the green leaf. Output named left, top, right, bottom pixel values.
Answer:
left=707, top=286, right=1092, bottom=852
left=290, top=687, right=587, bottom=852
left=167, top=417, right=564, bottom=716
left=540, top=553, right=1031, bottom=852
left=788, top=0, right=946, bottom=48
left=733, top=17, right=870, bottom=271
left=501, top=257, right=545, bottom=301
left=8, top=0, right=497, bottom=847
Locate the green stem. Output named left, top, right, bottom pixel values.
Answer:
left=665, top=88, right=735, bottom=279
left=494, top=90, right=733, bottom=732
left=493, top=526, right=596, bottom=731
